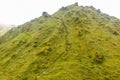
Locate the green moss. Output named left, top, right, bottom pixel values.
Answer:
left=0, top=3, right=120, bottom=80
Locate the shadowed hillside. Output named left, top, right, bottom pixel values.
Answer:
left=0, top=3, right=120, bottom=80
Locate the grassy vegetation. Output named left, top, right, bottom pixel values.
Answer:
left=0, top=3, right=120, bottom=80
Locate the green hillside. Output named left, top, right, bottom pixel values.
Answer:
left=0, top=3, right=120, bottom=80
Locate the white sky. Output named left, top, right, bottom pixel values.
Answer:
left=0, top=0, right=120, bottom=25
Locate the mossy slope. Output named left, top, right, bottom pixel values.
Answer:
left=0, top=3, right=120, bottom=80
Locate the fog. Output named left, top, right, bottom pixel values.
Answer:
left=0, top=0, right=120, bottom=25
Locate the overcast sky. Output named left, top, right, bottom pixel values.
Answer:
left=0, top=0, right=120, bottom=25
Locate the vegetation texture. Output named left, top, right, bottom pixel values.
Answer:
left=0, top=3, right=120, bottom=80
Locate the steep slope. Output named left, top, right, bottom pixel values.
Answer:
left=0, top=24, right=14, bottom=36
left=0, top=3, right=120, bottom=80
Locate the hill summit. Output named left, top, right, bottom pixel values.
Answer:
left=0, top=3, right=120, bottom=80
